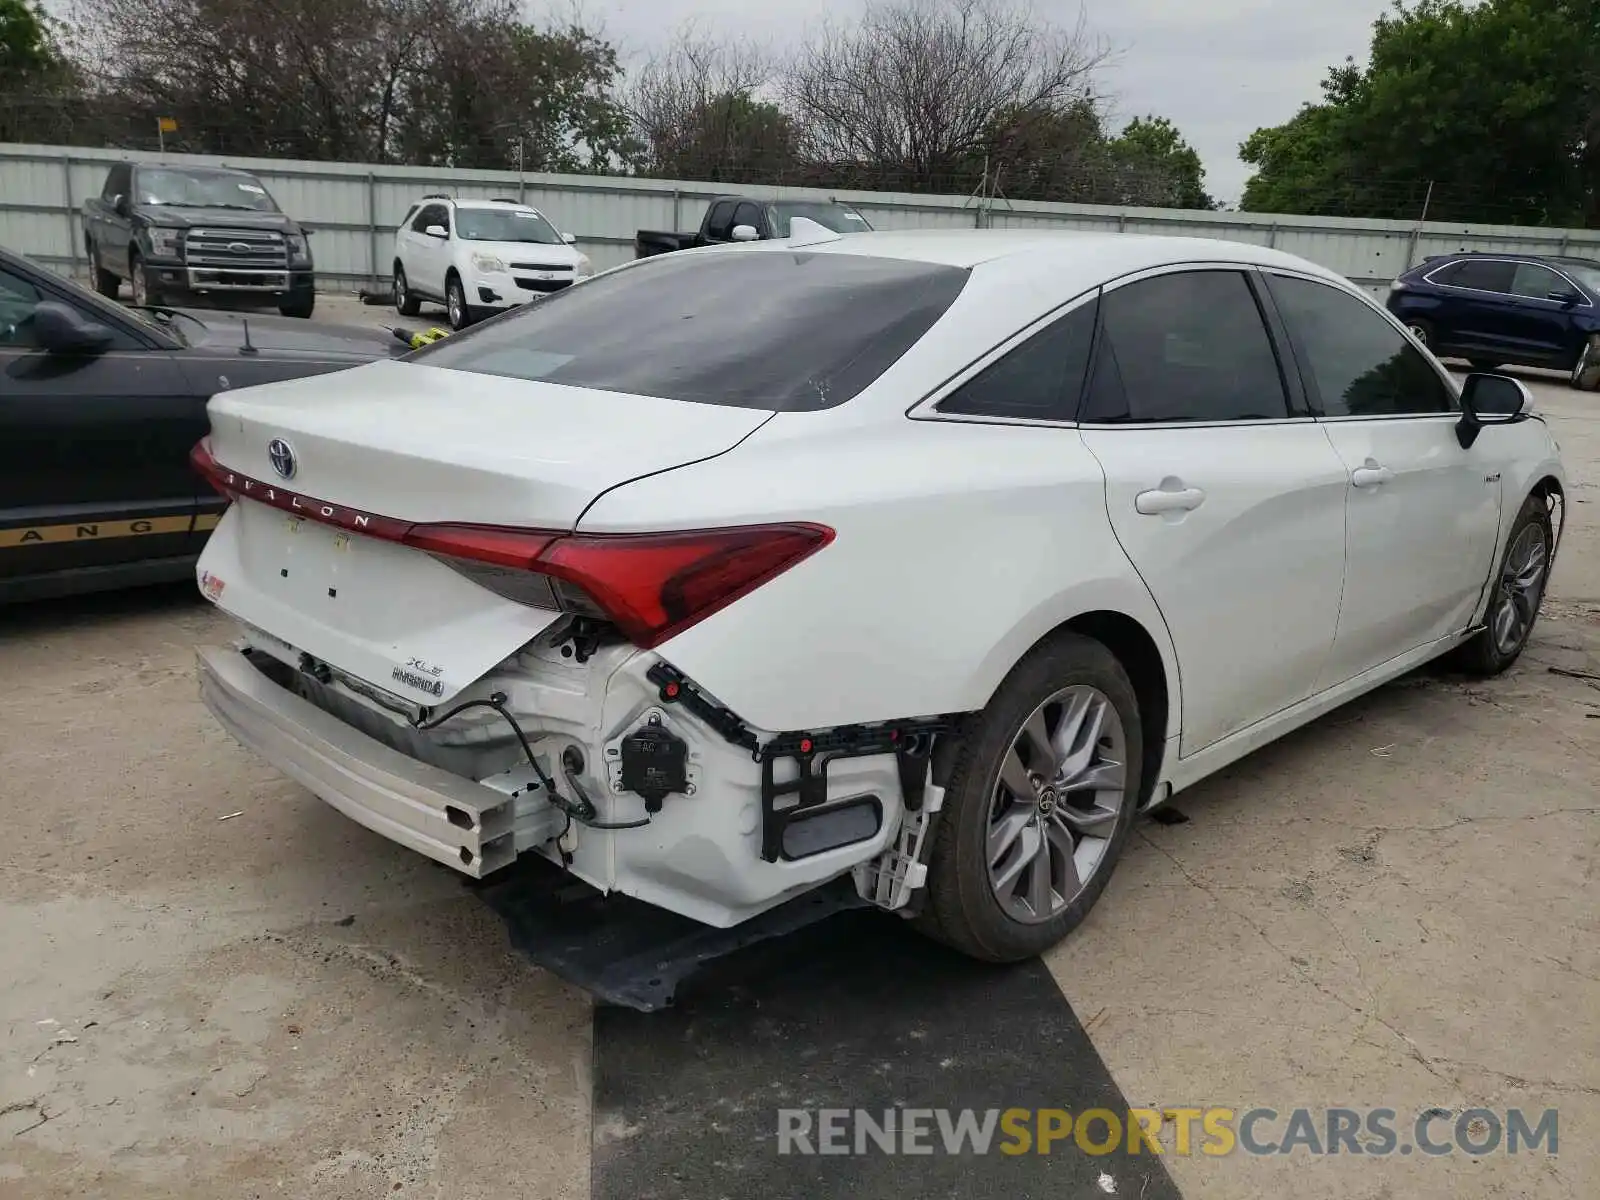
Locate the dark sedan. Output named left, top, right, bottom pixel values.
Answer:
left=0, top=246, right=404, bottom=602
left=1386, top=251, right=1600, bottom=389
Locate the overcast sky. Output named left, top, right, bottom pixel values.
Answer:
left=585, top=0, right=1392, bottom=204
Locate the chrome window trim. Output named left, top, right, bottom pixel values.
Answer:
left=1420, top=256, right=1593, bottom=308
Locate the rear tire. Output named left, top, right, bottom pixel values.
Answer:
left=1447, top=493, right=1552, bottom=676
left=445, top=274, right=469, bottom=330
left=1570, top=334, right=1600, bottom=391
left=90, top=242, right=119, bottom=297
left=1405, top=318, right=1435, bottom=351
left=394, top=263, right=421, bottom=317
left=915, top=632, right=1143, bottom=963
left=128, top=249, right=159, bottom=307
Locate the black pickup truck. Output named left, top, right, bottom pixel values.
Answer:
left=0, top=245, right=403, bottom=603
left=635, top=196, right=873, bottom=258
left=82, top=161, right=318, bottom=318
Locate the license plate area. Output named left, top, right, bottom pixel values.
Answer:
left=206, top=501, right=561, bottom=706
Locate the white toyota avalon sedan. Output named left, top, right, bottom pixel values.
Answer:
left=190, top=224, right=1565, bottom=964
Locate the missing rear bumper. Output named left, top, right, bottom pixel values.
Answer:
left=197, top=644, right=555, bottom=876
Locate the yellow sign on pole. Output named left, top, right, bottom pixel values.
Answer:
left=157, top=117, right=178, bottom=132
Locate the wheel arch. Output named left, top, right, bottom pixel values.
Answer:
left=1530, top=473, right=1566, bottom=557
left=940, top=607, right=1175, bottom=811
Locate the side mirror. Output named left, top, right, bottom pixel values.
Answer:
left=561, top=231, right=577, bottom=245
left=730, top=224, right=760, bottom=243
left=425, top=224, right=448, bottom=239
left=1547, top=290, right=1580, bottom=306
left=301, top=226, right=316, bottom=236
left=33, top=301, right=114, bottom=354
left=1456, top=372, right=1530, bottom=448
left=113, top=194, right=130, bottom=218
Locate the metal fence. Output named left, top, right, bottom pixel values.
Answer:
left=5, top=140, right=1600, bottom=297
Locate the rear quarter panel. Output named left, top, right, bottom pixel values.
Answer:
left=578, top=415, right=1179, bottom=735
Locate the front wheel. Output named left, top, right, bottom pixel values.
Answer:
left=1570, top=335, right=1600, bottom=391
left=278, top=290, right=315, bottom=319
left=393, top=263, right=421, bottom=317
left=1406, top=318, right=1435, bottom=350
left=916, top=632, right=1143, bottom=962
left=1448, top=494, right=1553, bottom=675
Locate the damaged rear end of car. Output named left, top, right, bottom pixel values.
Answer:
left=191, top=243, right=974, bottom=931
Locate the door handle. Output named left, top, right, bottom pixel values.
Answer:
left=1351, top=463, right=1395, bottom=488
left=1135, top=485, right=1206, bottom=515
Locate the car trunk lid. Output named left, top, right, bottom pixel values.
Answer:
left=197, top=359, right=771, bottom=704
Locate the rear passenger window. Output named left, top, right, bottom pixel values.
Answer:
left=1082, top=271, right=1289, bottom=423
left=1451, top=260, right=1516, bottom=293
left=938, top=298, right=1097, bottom=421
left=1267, top=274, right=1454, bottom=417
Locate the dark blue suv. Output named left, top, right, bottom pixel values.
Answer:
left=1386, top=252, right=1600, bottom=390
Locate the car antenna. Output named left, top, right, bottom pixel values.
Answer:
left=240, top=317, right=257, bottom=355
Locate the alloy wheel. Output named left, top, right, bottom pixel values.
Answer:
left=986, top=685, right=1128, bottom=924
left=1492, top=522, right=1549, bottom=655
left=130, top=262, right=146, bottom=306
left=448, top=283, right=463, bottom=328
left=1407, top=323, right=1429, bottom=347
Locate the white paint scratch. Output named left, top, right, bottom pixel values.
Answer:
left=1097, top=1172, right=1118, bottom=1194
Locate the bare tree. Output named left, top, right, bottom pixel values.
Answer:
left=784, top=0, right=1109, bottom=193
left=626, top=23, right=795, bottom=181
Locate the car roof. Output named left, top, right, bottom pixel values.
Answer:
left=1424, top=250, right=1564, bottom=264
left=137, top=163, right=257, bottom=178
left=449, top=198, right=541, bottom=212
left=726, top=227, right=1346, bottom=282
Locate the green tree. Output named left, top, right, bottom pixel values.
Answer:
left=1240, top=0, right=1600, bottom=225
left=0, top=0, right=80, bottom=142
left=0, top=0, right=59, bottom=74
left=1107, top=116, right=1214, bottom=209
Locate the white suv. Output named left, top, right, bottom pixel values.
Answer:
left=392, top=195, right=592, bottom=329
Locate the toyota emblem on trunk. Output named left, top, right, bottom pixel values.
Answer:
left=268, top=438, right=297, bottom=480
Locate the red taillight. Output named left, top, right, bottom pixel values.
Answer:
left=401, top=524, right=558, bottom=569
left=190, top=439, right=236, bottom=499
left=536, top=524, right=834, bottom=648
left=189, top=440, right=833, bottom=648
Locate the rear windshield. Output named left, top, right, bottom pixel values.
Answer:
left=409, top=251, right=969, bottom=411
